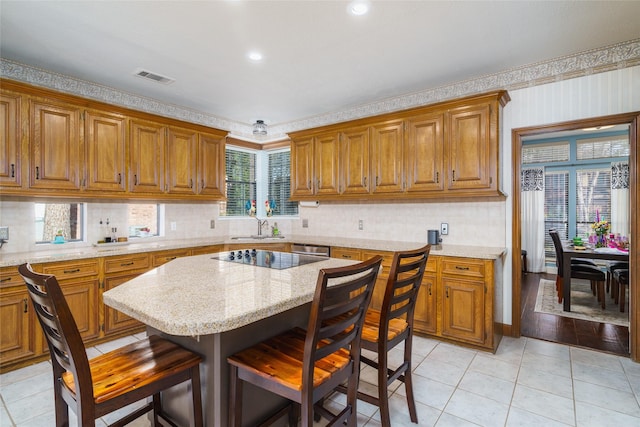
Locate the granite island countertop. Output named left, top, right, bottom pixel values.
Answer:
left=102, top=252, right=357, bottom=336
left=0, top=235, right=506, bottom=267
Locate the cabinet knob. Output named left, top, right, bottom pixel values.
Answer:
left=63, top=268, right=80, bottom=274
left=10, top=164, right=15, bottom=178
left=190, top=179, right=193, bottom=189
left=452, top=170, right=456, bottom=181
left=428, top=282, right=432, bottom=296
left=445, top=286, right=449, bottom=298
left=455, top=266, right=470, bottom=270
left=23, top=298, right=29, bottom=313
left=35, top=166, right=40, bottom=179
left=201, top=179, right=205, bottom=190
left=363, top=176, right=367, bottom=187
left=134, top=174, right=138, bottom=185
left=117, top=173, right=122, bottom=184
left=435, top=171, right=439, bottom=183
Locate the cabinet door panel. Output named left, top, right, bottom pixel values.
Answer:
left=441, top=277, right=484, bottom=344
left=166, top=127, right=198, bottom=195
left=103, top=274, right=143, bottom=335
left=414, top=273, right=438, bottom=334
left=0, top=92, right=21, bottom=187
left=29, top=100, right=81, bottom=190
left=129, top=120, right=165, bottom=193
left=290, top=137, right=314, bottom=197
left=314, top=133, right=340, bottom=196
left=62, top=279, right=100, bottom=341
left=371, top=121, right=403, bottom=194
left=85, top=110, right=126, bottom=192
left=447, top=104, right=491, bottom=190
left=198, top=133, right=225, bottom=196
left=340, top=127, right=370, bottom=195
left=0, top=289, right=36, bottom=363
left=405, top=114, right=444, bottom=192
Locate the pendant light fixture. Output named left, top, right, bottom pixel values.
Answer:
left=253, top=120, right=267, bottom=135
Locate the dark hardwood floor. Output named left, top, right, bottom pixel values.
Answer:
left=521, top=271, right=630, bottom=356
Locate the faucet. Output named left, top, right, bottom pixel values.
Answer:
left=256, top=218, right=268, bottom=236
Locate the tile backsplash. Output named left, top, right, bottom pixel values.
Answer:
left=0, top=199, right=506, bottom=255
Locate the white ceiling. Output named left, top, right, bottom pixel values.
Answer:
left=2, top=1, right=640, bottom=137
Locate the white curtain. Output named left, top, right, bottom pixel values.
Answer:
left=611, top=162, right=629, bottom=237
left=521, top=168, right=546, bottom=273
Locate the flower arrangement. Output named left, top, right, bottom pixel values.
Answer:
left=591, top=220, right=610, bottom=235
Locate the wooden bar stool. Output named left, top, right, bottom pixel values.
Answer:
left=348, top=244, right=430, bottom=426
left=19, top=263, right=204, bottom=427
left=227, top=256, right=382, bottom=427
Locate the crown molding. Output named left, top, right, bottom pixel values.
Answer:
left=2, top=39, right=639, bottom=141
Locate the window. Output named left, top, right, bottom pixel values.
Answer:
left=128, top=204, right=160, bottom=237
left=35, top=203, right=84, bottom=243
left=524, top=131, right=628, bottom=262
left=267, top=150, right=298, bottom=216
left=220, top=147, right=298, bottom=217
left=220, top=148, right=257, bottom=216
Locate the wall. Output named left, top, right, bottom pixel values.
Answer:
left=501, top=65, right=640, bottom=324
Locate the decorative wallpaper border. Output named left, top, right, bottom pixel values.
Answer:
left=2, top=39, right=639, bottom=141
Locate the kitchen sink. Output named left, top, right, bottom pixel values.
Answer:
left=230, top=235, right=285, bottom=240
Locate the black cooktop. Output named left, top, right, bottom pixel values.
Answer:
left=212, top=249, right=327, bottom=270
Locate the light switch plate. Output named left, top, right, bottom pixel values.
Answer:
left=0, top=226, right=8, bottom=241
left=441, top=222, right=449, bottom=235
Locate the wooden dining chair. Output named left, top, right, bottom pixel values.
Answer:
left=549, top=230, right=605, bottom=305
left=18, top=263, right=204, bottom=427
left=226, top=255, right=383, bottom=427
left=341, top=244, right=430, bottom=426
left=614, top=268, right=629, bottom=312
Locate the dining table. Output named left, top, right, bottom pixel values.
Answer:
left=562, top=245, right=629, bottom=312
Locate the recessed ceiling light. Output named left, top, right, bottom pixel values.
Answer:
left=348, top=1, right=370, bottom=16
left=247, top=51, right=263, bottom=62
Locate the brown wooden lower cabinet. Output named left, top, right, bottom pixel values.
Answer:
left=0, top=266, right=39, bottom=366
left=331, top=248, right=499, bottom=352
left=102, top=253, right=151, bottom=335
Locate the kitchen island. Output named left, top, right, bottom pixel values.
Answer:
left=102, top=250, right=359, bottom=426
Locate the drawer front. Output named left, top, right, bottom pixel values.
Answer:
left=104, top=254, right=150, bottom=274
left=39, top=259, right=100, bottom=280
left=151, top=249, right=191, bottom=267
left=425, top=256, right=438, bottom=273
left=331, top=247, right=361, bottom=260
left=0, top=266, right=23, bottom=289
left=361, top=250, right=393, bottom=276
left=441, top=258, right=485, bottom=278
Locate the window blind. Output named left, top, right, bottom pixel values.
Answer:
left=576, top=168, right=611, bottom=237
left=220, top=149, right=256, bottom=216
left=576, top=137, right=630, bottom=160
left=522, top=142, right=569, bottom=164
left=544, top=171, right=569, bottom=259
left=268, top=151, right=298, bottom=216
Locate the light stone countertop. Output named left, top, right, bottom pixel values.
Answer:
left=0, top=235, right=506, bottom=267
left=102, top=252, right=358, bottom=336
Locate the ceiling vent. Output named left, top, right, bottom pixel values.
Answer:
left=133, top=68, right=175, bottom=84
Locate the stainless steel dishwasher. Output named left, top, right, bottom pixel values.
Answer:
left=291, top=243, right=331, bottom=258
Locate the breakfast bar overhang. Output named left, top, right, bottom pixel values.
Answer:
left=102, top=250, right=357, bottom=426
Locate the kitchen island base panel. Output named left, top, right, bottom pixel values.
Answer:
left=148, top=302, right=311, bottom=427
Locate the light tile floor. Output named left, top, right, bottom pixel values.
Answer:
left=1, top=333, right=639, bottom=426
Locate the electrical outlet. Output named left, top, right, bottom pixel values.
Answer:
left=170, top=221, right=177, bottom=231
left=441, top=222, right=449, bottom=235
left=210, top=219, right=215, bottom=229
left=358, top=220, right=363, bottom=230
left=302, top=218, right=309, bottom=228
left=0, top=226, right=8, bottom=241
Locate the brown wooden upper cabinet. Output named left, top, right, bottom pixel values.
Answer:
left=29, top=98, right=82, bottom=191
left=0, top=79, right=227, bottom=201
left=84, top=109, right=127, bottom=193
left=289, top=90, right=509, bottom=201
left=0, top=91, right=22, bottom=188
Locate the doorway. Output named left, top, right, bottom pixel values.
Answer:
left=511, top=112, right=639, bottom=362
